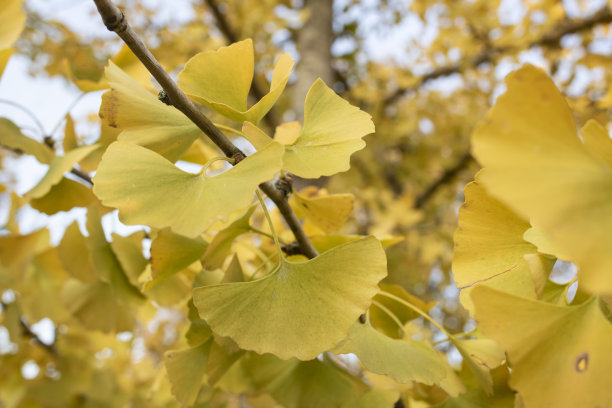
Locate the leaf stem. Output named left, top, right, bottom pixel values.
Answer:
left=371, top=299, right=405, bottom=336
left=0, top=99, right=47, bottom=136
left=256, top=190, right=283, bottom=259
left=249, top=226, right=288, bottom=245
left=377, top=290, right=451, bottom=339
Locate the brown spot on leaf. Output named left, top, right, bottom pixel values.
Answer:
left=575, top=352, right=588, bottom=373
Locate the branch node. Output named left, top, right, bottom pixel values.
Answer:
left=275, top=175, right=293, bottom=197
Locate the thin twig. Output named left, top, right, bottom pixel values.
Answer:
left=1, top=302, right=59, bottom=357
left=92, top=0, right=318, bottom=258
left=0, top=99, right=47, bottom=136
left=385, top=6, right=612, bottom=104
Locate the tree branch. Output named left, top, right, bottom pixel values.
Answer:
left=92, top=0, right=318, bottom=258
left=385, top=6, right=612, bottom=104
left=413, top=150, right=473, bottom=209
left=1, top=301, right=59, bottom=357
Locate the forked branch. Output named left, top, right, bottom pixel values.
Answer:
left=92, top=0, right=318, bottom=258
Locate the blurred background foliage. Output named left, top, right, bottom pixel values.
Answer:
left=1, top=0, right=611, bottom=406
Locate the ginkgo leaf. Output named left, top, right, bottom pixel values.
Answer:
left=281, top=79, right=375, bottom=178
left=310, top=234, right=403, bottom=253
left=471, top=65, right=612, bottom=295
left=290, top=187, right=354, bottom=233
left=64, top=44, right=150, bottom=92
left=0, top=118, right=53, bottom=164
left=201, top=206, right=255, bottom=270
left=178, top=39, right=294, bottom=123
left=150, top=228, right=208, bottom=283
left=0, top=0, right=25, bottom=50
left=86, top=206, right=144, bottom=303
left=100, top=61, right=202, bottom=162
left=24, top=145, right=97, bottom=200
left=165, top=339, right=213, bottom=406
left=453, top=177, right=542, bottom=312
left=193, top=236, right=387, bottom=360
left=30, top=177, right=95, bottom=215
left=110, top=232, right=148, bottom=286
left=471, top=285, right=612, bottom=408
left=370, top=283, right=436, bottom=339
left=58, top=222, right=97, bottom=283
left=341, top=389, right=399, bottom=408
left=334, top=320, right=447, bottom=385
left=0, top=48, right=12, bottom=78
left=242, top=353, right=367, bottom=408
left=451, top=337, right=505, bottom=395
left=62, top=279, right=134, bottom=333
left=93, top=141, right=283, bottom=238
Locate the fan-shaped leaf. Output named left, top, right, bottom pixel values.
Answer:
left=178, top=39, right=294, bottom=123
left=93, top=141, right=283, bottom=238
left=472, top=65, right=612, bottom=295
left=193, top=236, right=387, bottom=360
left=100, top=61, right=202, bottom=162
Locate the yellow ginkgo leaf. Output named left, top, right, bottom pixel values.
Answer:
left=178, top=39, right=294, bottom=124
left=100, top=61, right=202, bottom=162
left=24, top=144, right=98, bottom=200
left=282, top=79, right=375, bottom=178
left=290, top=187, right=354, bottom=233
left=193, top=236, right=387, bottom=360
left=64, top=44, right=151, bottom=92
left=333, top=320, right=447, bottom=385
left=341, top=390, right=400, bottom=408
left=242, top=353, right=368, bottom=408
left=471, top=286, right=612, bottom=408
left=30, top=177, right=95, bottom=215
left=165, top=338, right=213, bottom=406
left=452, top=337, right=505, bottom=395
left=453, top=176, right=544, bottom=312
left=370, top=283, right=436, bottom=339
left=0, top=0, right=25, bottom=50
left=58, top=222, right=97, bottom=284
left=93, top=141, right=283, bottom=238
left=62, top=279, right=134, bottom=333
left=471, top=65, right=612, bottom=295
left=0, top=48, right=12, bottom=78
left=0, top=118, right=53, bottom=164
left=200, top=206, right=255, bottom=270
left=150, top=228, right=208, bottom=283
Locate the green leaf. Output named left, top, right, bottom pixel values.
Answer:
left=334, top=321, right=447, bottom=385
left=93, top=141, right=284, bottom=238
left=282, top=79, right=374, bottom=178
left=178, top=39, right=294, bottom=123
left=24, top=145, right=97, bottom=200
left=0, top=118, right=53, bottom=164
left=193, top=236, right=387, bottom=360
left=100, top=61, right=202, bottom=162
left=471, top=286, right=612, bottom=408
